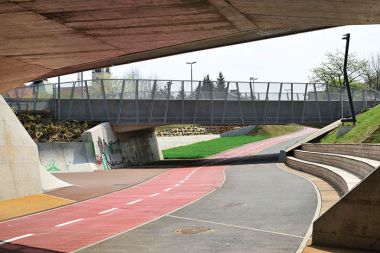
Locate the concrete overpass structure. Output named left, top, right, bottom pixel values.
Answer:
left=1, top=0, right=380, bottom=92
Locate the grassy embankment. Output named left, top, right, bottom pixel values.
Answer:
left=163, top=135, right=267, bottom=159
left=251, top=124, right=303, bottom=137
left=320, top=104, right=380, bottom=143
left=162, top=124, right=303, bottom=159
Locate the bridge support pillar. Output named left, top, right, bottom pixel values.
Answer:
left=83, top=123, right=162, bottom=167
left=0, top=95, right=69, bottom=201
left=117, top=128, right=162, bottom=166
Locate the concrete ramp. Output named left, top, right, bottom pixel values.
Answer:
left=38, top=142, right=97, bottom=173
left=279, top=119, right=342, bottom=161
left=0, top=95, right=69, bottom=201
left=221, top=125, right=256, bottom=137
left=39, top=165, right=71, bottom=191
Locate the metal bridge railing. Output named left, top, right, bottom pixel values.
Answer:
left=3, top=79, right=380, bottom=124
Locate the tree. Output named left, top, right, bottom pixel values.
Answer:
left=202, top=74, right=213, bottom=91
left=216, top=72, right=227, bottom=92
left=309, top=50, right=368, bottom=88
left=120, top=68, right=158, bottom=99
left=194, top=74, right=213, bottom=92
left=193, top=75, right=214, bottom=99
left=364, top=53, right=380, bottom=90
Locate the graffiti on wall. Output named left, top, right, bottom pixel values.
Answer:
left=46, top=160, right=60, bottom=172
left=96, top=137, right=124, bottom=170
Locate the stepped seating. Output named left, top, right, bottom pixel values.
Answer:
left=286, top=143, right=380, bottom=196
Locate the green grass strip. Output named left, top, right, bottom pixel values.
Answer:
left=162, top=135, right=268, bottom=159
left=320, top=104, right=380, bottom=143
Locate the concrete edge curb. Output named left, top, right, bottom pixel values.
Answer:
left=278, top=120, right=342, bottom=162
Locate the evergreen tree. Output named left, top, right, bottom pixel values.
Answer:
left=216, top=72, right=227, bottom=92
left=201, top=74, right=213, bottom=92
left=194, top=74, right=213, bottom=92
left=193, top=75, right=214, bottom=99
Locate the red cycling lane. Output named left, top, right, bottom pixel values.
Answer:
left=0, top=127, right=315, bottom=252
left=212, top=127, right=315, bottom=159
left=0, top=165, right=224, bottom=252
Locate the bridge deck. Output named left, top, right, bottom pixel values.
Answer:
left=4, top=79, right=380, bottom=125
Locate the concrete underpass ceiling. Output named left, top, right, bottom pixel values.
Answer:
left=1, top=0, right=380, bottom=92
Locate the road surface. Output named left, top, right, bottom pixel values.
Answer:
left=0, top=128, right=317, bottom=253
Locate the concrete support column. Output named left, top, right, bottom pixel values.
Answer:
left=117, top=128, right=162, bottom=166
left=82, top=123, right=162, bottom=168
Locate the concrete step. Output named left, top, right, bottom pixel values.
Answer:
left=286, top=156, right=361, bottom=195
left=294, top=150, right=379, bottom=179
left=302, top=143, right=380, bottom=161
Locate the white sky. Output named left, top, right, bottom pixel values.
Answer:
left=49, top=24, right=380, bottom=84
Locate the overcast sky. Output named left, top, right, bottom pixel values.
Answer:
left=50, top=24, right=380, bottom=84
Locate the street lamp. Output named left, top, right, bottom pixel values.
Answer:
left=186, top=61, right=197, bottom=92
left=250, top=77, right=258, bottom=99
left=341, top=33, right=356, bottom=124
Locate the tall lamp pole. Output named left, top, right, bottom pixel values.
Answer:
left=186, top=61, right=197, bottom=92
left=250, top=77, right=258, bottom=99
left=341, top=33, right=356, bottom=124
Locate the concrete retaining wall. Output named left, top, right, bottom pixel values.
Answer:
left=38, top=142, right=97, bottom=173
left=302, top=143, right=380, bottom=161
left=0, top=96, right=69, bottom=201
left=313, top=167, right=380, bottom=251
left=157, top=134, right=219, bottom=151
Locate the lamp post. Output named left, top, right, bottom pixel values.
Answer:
left=250, top=77, right=258, bottom=99
left=186, top=61, right=196, bottom=92
left=341, top=33, right=356, bottom=124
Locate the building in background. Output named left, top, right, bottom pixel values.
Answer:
left=92, top=68, right=111, bottom=80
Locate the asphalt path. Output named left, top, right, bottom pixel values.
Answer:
left=79, top=130, right=318, bottom=253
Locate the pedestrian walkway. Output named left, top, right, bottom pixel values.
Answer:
left=0, top=194, right=73, bottom=222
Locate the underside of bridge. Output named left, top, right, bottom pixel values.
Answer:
left=1, top=0, right=380, bottom=92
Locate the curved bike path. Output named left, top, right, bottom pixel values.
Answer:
left=80, top=127, right=318, bottom=253
left=0, top=128, right=315, bottom=252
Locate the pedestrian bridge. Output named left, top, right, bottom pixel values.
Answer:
left=3, top=79, right=379, bottom=125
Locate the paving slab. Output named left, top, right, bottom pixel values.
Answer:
left=0, top=194, right=73, bottom=222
